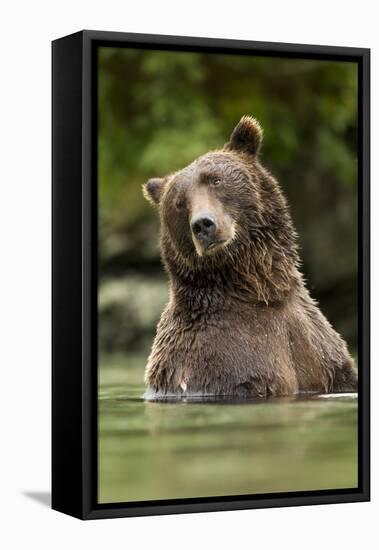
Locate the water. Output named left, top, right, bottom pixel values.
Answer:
left=98, top=354, right=358, bottom=504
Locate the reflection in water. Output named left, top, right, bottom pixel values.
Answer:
left=98, top=355, right=358, bottom=504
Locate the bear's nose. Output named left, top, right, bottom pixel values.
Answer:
left=191, top=214, right=216, bottom=240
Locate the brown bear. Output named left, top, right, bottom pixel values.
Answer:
left=142, top=116, right=357, bottom=399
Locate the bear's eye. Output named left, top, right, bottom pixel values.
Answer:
left=175, top=198, right=186, bottom=210
left=211, top=178, right=222, bottom=187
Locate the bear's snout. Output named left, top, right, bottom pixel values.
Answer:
left=191, top=213, right=217, bottom=241
left=190, top=212, right=225, bottom=256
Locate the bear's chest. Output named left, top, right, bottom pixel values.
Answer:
left=147, top=304, right=291, bottom=397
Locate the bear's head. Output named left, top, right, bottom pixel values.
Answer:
left=143, top=116, right=299, bottom=300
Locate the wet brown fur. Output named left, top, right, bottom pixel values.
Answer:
left=143, top=116, right=357, bottom=398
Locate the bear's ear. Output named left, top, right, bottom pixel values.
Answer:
left=143, top=177, right=165, bottom=206
left=225, top=115, right=263, bottom=156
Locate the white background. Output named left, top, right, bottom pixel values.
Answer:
left=0, top=1, right=376, bottom=548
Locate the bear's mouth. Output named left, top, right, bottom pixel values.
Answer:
left=195, top=238, right=229, bottom=257
left=205, top=240, right=226, bottom=252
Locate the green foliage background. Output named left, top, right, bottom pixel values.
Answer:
left=98, top=47, right=358, bottom=355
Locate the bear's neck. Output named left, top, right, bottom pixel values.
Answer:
left=163, top=245, right=301, bottom=314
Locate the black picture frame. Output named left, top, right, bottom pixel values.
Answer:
left=52, top=30, right=370, bottom=520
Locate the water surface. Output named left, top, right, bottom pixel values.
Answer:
left=98, top=354, right=358, bottom=504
